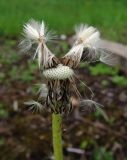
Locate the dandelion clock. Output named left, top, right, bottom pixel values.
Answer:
left=20, top=19, right=119, bottom=160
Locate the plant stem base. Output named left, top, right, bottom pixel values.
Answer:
left=52, top=113, right=63, bottom=160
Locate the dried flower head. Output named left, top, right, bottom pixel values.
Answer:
left=21, top=19, right=119, bottom=114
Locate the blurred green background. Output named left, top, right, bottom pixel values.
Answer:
left=0, top=0, right=127, bottom=43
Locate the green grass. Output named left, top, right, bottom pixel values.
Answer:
left=112, top=75, right=127, bottom=87
left=89, top=63, right=127, bottom=87
left=94, top=147, right=113, bottom=160
left=0, top=0, right=127, bottom=43
left=89, top=63, right=119, bottom=76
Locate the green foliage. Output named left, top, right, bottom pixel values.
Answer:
left=0, top=104, right=8, bottom=118
left=112, top=75, right=127, bottom=87
left=89, top=63, right=119, bottom=76
left=0, top=47, right=19, bottom=65
left=0, top=138, right=5, bottom=146
left=9, top=66, right=19, bottom=79
left=80, top=141, right=88, bottom=149
left=101, top=80, right=110, bottom=87
left=20, top=63, right=38, bottom=82
left=60, top=42, right=69, bottom=53
left=80, top=139, right=95, bottom=149
left=80, top=62, right=89, bottom=68
left=0, top=42, right=39, bottom=83
left=0, top=0, right=127, bottom=43
left=0, top=73, right=5, bottom=83
left=8, top=63, right=37, bottom=82
left=94, top=147, right=113, bottom=160
left=18, top=70, right=34, bottom=82
left=89, top=63, right=127, bottom=87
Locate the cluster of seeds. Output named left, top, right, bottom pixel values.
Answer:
left=43, top=64, right=74, bottom=80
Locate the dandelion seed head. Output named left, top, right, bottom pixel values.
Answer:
left=20, top=20, right=118, bottom=114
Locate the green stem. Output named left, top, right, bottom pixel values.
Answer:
left=52, top=113, right=63, bottom=160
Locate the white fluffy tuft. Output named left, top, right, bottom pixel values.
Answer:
left=20, top=19, right=56, bottom=68
left=64, top=24, right=118, bottom=67
left=64, top=25, right=101, bottom=67
left=24, top=100, right=44, bottom=112
left=75, top=24, right=100, bottom=47
left=23, top=19, right=45, bottom=41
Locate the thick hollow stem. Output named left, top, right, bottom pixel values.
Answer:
left=52, top=113, right=63, bottom=160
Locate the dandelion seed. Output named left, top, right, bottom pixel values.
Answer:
left=24, top=100, right=45, bottom=112
left=80, top=99, right=103, bottom=113
left=20, top=19, right=57, bottom=68
left=64, top=24, right=119, bottom=68
left=37, top=83, right=48, bottom=98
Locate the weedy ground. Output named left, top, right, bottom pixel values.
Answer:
left=0, top=0, right=127, bottom=160
left=0, top=38, right=127, bottom=160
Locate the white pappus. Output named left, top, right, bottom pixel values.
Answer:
left=20, top=19, right=56, bottom=68
left=64, top=24, right=119, bottom=67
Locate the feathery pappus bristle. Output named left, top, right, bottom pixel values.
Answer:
left=63, top=25, right=100, bottom=67
left=19, top=19, right=56, bottom=68
left=64, top=24, right=119, bottom=67
left=24, top=100, right=45, bottom=112
left=23, top=19, right=46, bottom=42
left=75, top=24, right=100, bottom=47
left=79, top=99, right=103, bottom=113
